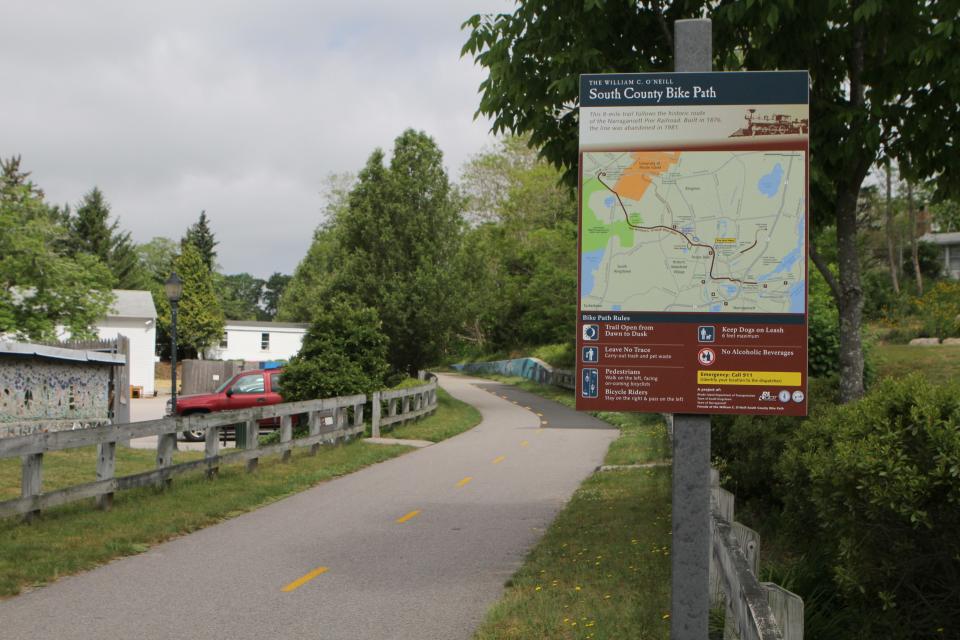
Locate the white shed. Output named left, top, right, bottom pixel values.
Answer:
left=92, top=290, right=158, bottom=397
left=204, top=320, right=309, bottom=363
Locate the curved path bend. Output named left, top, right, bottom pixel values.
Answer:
left=0, top=373, right=616, bottom=640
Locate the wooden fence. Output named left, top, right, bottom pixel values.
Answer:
left=710, top=468, right=804, bottom=640
left=180, top=359, right=244, bottom=395
left=369, top=380, right=439, bottom=437
left=0, top=381, right=438, bottom=520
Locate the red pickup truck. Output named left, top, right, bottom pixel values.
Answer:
left=167, top=368, right=286, bottom=441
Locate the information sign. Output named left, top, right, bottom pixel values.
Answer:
left=576, top=71, right=809, bottom=416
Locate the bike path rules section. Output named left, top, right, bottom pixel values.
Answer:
left=575, top=71, right=809, bottom=416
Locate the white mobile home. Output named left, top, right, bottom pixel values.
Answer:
left=204, top=320, right=309, bottom=363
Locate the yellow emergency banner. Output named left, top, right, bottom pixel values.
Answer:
left=697, top=370, right=802, bottom=386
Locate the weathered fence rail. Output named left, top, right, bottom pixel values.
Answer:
left=370, top=380, right=438, bottom=437
left=0, top=381, right=438, bottom=520
left=710, top=468, right=804, bottom=640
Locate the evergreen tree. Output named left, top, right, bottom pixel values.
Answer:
left=70, top=187, right=146, bottom=289
left=155, top=243, right=225, bottom=358
left=280, top=296, right=389, bottom=400
left=278, top=174, right=353, bottom=322
left=181, top=211, right=218, bottom=271
left=261, top=272, right=291, bottom=320
left=218, top=272, right=265, bottom=321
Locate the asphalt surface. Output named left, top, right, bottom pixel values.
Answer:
left=0, top=373, right=617, bottom=640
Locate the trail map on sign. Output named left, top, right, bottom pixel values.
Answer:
left=580, top=150, right=805, bottom=314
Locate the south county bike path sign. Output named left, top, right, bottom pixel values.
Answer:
left=576, top=71, right=809, bottom=416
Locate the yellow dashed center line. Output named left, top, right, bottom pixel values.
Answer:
left=541, top=420, right=549, bottom=426
left=282, top=566, right=328, bottom=592
left=395, top=510, right=421, bottom=524
left=492, top=455, right=506, bottom=465
left=520, top=440, right=529, bottom=447
left=455, top=476, right=473, bottom=488
left=536, top=412, right=544, bottom=417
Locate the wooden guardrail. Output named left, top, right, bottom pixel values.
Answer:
left=369, top=380, right=438, bottom=437
left=0, top=382, right=438, bottom=520
left=710, top=468, right=804, bottom=640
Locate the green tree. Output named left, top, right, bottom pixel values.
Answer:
left=261, top=272, right=291, bottom=320
left=464, top=1, right=960, bottom=401
left=156, top=244, right=224, bottom=358
left=70, top=187, right=146, bottom=289
left=137, top=237, right=179, bottom=285
left=218, top=272, right=265, bottom=321
left=280, top=296, right=390, bottom=400
left=0, top=158, right=114, bottom=340
left=181, top=210, right=218, bottom=271
left=331, top=130, right=464, bottom=374
left=278, top=173, right=354, bottom=322
left=456, top=136, right=577, bottom=352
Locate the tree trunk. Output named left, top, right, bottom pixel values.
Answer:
left=836, top=180, right=866, bottom=402
left=885, top=162, right=899, bottom=294
left=907, top=180, right=923, bottom=296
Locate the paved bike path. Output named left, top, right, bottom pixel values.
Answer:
left=0, top=374, right=617, bottom=640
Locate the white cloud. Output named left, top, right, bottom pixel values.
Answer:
left=0, top=0, right=514, bottom=277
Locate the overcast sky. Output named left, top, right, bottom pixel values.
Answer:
left=1, top=1, right=514, bottom=278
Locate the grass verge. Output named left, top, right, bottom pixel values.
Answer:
left=872, top=343, right=960, bottom=380
left=381, top=388, right=481, bottom=442
left=0, top=387, right=481, bottom=598
left=468, top=374, right=673, bottom=640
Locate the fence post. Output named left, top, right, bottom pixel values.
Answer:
left=21, top=453, right=42, bottom=521
left=352, top=401, right=364, bottom=439
left=156, top=428, right=176, bottom=489
left=205, top=426, right=220, bottom=478
left=372, top=391, right=381, bottom=438
left=245, top=419, right=259, bottom=472
left=308, top=407, right=322, bottom=455
left=280, top=414, right=293, bottom=462
left=763, top=584, right=804, bottom=640
left=96, top=442, right=116, bottom=510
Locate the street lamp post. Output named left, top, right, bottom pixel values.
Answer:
left=164, top=273, right=184, bottom=416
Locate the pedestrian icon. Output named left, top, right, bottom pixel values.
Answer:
left=697, top=348, right=716, bottom=366
left=697, top=326, right=715, bottom=343
left=582, top=346, right=599, bottom=363
left=581, top=368, right=599, bottom=398
left=582, top=324, right=600, bottom=341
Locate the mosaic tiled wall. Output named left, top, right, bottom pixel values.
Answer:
left=0, top=357, right=111, bottom=438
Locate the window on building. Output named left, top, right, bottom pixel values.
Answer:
left=261, top=332, right=270, bottom=351
left=219, top=332, right=228, bottom=348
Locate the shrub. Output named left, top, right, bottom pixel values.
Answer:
left=917, top=279, right=960, bottom=339
left=808, top=268, right=840, bottom=378
left=778, top=374, right=960, bottom=637
left=280, top=296, right=390, bottom=401
left=711, top=379, right=837, bottom=507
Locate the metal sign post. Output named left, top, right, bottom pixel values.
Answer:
left=576, top=16, right=809, bottom=640
left=671, top=19, right=712, bottom=640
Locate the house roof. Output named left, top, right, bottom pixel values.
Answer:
left=920, top=232, right=960, bottom=246
left=0, top=341, right=126, bottom=365
left=225, top=320, right=310, bottom=330
left=109, top=290, right=157, bottom=319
